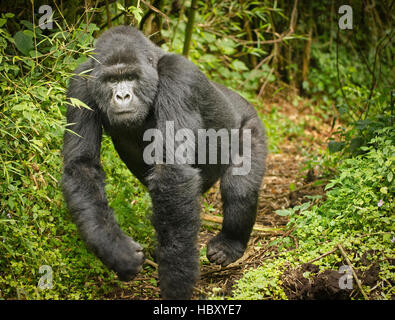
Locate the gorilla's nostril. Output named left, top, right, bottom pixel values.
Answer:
left=115, top=93, right=131, bottom=102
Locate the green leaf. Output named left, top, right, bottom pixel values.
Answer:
left=350, top=137, right=364, bottom=153
left=216, top=38, right=237, bottom=55
left=380, top=187, right=388, bottom=194
left=275, top=209, right=293, bottom=216
left=387, top=172, right=393, bottom=183
left=299, top=202, right=311, bottom=212
left=68, top=97, right=92, bottom=110
left=230, top=60, right=248, bottom=71
left=324, top=181, right=337, bottom=190
left=328, top=140, right=345, bottom=153
left=29, top=50, right=42, bottom=58
left=13, top=30, right=33, bottom=55
left=116, top=2, right=125, bottom=11
left=128, top=6, right=143, bottom=24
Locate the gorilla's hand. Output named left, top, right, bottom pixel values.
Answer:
left=101, top=235, right=144, bottom=281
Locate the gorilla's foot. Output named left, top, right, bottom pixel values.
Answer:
left=206, top=234, right=246, bottom=267
left=99, top=235, right=144, bottom=281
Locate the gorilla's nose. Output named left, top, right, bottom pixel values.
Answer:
left=115, top=92, right=132, bottom=104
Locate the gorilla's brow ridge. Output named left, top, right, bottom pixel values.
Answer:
left=101, top=64, right=140, bottom=78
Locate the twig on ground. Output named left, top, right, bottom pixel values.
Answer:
left=306, top=247, right=339, bottom=264
left=144, top=259, right=158, bottom=269
left=201, top=213, right=284, bottom=234
left=337, top=244, right=369, bottom=300
left=200, top=252, right=281, bottom=278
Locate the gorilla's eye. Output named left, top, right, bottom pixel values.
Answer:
left=108, top=76, right=117, bottom=83
left=126, top=74, right=137, bottom=81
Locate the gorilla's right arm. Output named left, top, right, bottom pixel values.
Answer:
left=62, top=62, right=144, bottom=280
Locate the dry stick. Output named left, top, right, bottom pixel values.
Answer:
left=257, top=0, right=298, bottom=97
left=306, top=247, right=338, bottom=264
left=140, top=0, right=170, bottom=30
left=200, top=252, right=281, bottom=278
left=236, top=53, right=274, bottom=91
left=144, top=258, right=158, bottom=269
left=201, top=213, right=284, bottom=234
left=258, top=67, right=275, bottom=97
left=337, top=244, right=369, bottom=300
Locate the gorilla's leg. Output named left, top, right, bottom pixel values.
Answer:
left=207, top=118, right=266, bottom=266
left=148, top=165, right=201, bottom=300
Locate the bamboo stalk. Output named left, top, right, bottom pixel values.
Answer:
left=182, top=0, right=198, bottom=57
left=105, top=0, right=111, bottom=28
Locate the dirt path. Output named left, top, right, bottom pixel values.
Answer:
left=109, top=97, right=334, bottom=299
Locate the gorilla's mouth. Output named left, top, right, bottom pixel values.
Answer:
left=114, top=109, right=136, bottom=115
left=108, top=108, right=146, bottom=127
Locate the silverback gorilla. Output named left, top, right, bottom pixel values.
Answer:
left=62, top=26, right=267, bottom=299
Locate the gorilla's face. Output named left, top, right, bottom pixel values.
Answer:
left=91, top=57, right=159, bottom=128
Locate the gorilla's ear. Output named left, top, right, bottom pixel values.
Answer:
left=154, top=54, right=208, bottom=131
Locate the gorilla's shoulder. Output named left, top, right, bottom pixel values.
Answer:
left=157, top=54, right=207, bottom=84
left=158, top=54, right=196, bottom=71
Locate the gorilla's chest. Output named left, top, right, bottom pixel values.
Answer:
left=110, top=131, right=153, bottom=185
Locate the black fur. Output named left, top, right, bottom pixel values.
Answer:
left=62, top=26, right=267, bottom=299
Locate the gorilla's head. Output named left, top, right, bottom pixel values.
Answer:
left=88, top=26, right=163, bottom=127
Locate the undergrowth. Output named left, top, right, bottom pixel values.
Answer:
left=230, top=127, right=394, bottom=300
left=1, top=9, right=393, bottom=300
left=0, top=17, right=153, bottom=299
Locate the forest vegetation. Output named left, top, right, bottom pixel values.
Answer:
left=0, top=0, right=393, bottom=300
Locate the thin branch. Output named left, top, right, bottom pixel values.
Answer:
left=140, top=0, right=170, bottom=31
left=306, top=247, right=338, bottom=264
left=363, top=30, right=393, bottom=120
left=338, top=244, right=369, bottom=300
left=236, top=52, right=274, bottom=91
left=201, top=213, right=284, bottom=234
left=258, top=66, right=275, bottom=97
left=144, top=258, right=158, bottom=269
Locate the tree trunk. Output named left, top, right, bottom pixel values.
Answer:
left=301, top=26, right=313, bottom=94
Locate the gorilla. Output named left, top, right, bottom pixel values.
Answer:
left=62, top=26, right=267, bottom=299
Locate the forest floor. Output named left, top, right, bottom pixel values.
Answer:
left=107, top=96, right=336, bottom=300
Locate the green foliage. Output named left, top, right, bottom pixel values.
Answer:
left=231, top=128, right=394, bottom=300
left=295, top=129, right=394, bottom=234
left=161, top=1, right=289, bottom=100
left=231, top=261, right=288, bottom=299
left=1, top=1, right=393, bottom=301
left=0, top=17, right=152, bottom=299
left=307, top=36, right=393, bottom=157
